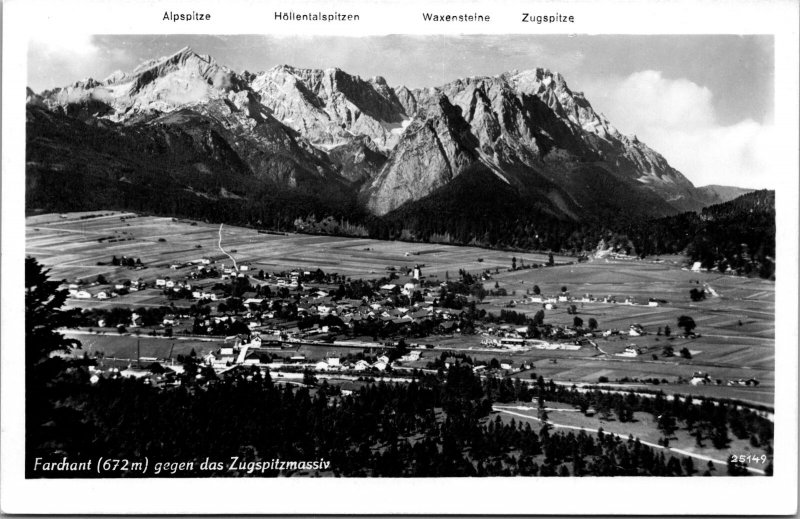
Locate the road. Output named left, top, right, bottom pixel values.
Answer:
left=493, top=405, right=766, bottom=475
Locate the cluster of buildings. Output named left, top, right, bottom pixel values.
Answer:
left=66, top=279, right=147, bottom=300
left=203, top=339, right=397, bottom=374
left=479, top=334, right=580, bottom=351
left=526, top=294, right=660, bottom=308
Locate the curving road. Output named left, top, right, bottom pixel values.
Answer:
left=493, top=405, right=766, bottom=475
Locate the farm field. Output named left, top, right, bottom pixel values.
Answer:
left=477, top=258, right=774, bottom=405
left=63, top=331, right=222, bottom=361
left=27, top=211, right=570, bottom=291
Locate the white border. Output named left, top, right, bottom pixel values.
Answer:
left=3, top=0, right=798, bottom=515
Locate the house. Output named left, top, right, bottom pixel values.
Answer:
left=162, top=315, right=178, bottom=326
left=244, top=351, right=262, bottom=365
left=617, top=346, right=641, bottom=357
left=120, top=368, right=152, bottom=379
left=338, top=381, right=360, bottom=396
left=74, top=290, right=91, bottom=299
left=155, top=279, right=166, bottom=287
left=314, top=361, right=329, bottom=371
left=373, top=361, right=388, bottom=371
left=402, top=282, right=418, bottom=296
left=96, top=291, right=109, bottom=300
left=399, top=351, right=421, bottom=362
left=499, top=338, right=525, bottom=349
left=440, top=321, right=456, bottom=332
left=352, top=360, right=370, bottom=371
left=690, top=372, right=711, bottom=385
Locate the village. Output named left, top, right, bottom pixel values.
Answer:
left=58, top=250, right=746, bottom=396
left=23, top=212, right=771, bottom=407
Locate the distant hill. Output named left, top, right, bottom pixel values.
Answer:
left=625, top=190, right=775, bottom=278
left=695, top=184, right=755, bottom=205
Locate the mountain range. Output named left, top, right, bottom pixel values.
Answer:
left=26, top=46, right=753, bottom=247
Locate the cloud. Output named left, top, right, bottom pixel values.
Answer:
left=30, top=32, right=99, bottom=59
left=28, top=34, right=130, bottom=91
left=585, top=70, right=776, bottom=189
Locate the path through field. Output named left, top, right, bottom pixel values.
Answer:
left=218, top=224, right=238, bottom=270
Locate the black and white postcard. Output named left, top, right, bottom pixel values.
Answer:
left=2, top=0, right=798, bottom=515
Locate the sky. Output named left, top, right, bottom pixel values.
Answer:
left=28, top=34, right=776, bottom=189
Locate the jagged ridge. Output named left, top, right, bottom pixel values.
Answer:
left=29, top=47, right=745, bottom=226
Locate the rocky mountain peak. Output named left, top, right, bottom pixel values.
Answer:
left=131, top=46, right=202, bottom=74
left=103, top=70, right=129, bottom=85
left=29, top=49, right=719, bottom=219
left=250, top=63, right=410, bottom=150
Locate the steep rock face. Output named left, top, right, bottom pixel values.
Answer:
left=505, top=69, right=701, bottom=209
left=327, top=136, right=388, bottom=185
left=365, top=95, right=479, bottom=215
left=393, top=85, right=418, bottom=117
left=26, top=87, right=46, bottom=108
left=39, top=47, right=246, bottom=122
left=156, top=99, right=343, bottom=194
left=365, top=68, right=707, bottom=216
left=249, top=65, right=410, bottom=149
left=435, top=75, right=590, bottom=164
